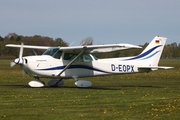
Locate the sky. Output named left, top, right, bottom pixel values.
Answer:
left=0, top=0, right=180, bottom=45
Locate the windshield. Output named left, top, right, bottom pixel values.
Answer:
left=43, top=48, right=62, bottom=59
left=92, top=55, right=98, bottom=60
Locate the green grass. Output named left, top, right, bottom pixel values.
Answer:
left=0, top=59, right=180, bottom=120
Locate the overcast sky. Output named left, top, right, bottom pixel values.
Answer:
left=0, top=0, right=180, bottom=45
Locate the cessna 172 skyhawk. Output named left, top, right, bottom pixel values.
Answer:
left=6, top=36, right=172, bottom=88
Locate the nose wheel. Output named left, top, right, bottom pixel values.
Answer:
left=28, top=77, right=45, bottom=88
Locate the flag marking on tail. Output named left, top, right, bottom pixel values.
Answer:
left=155, top=40, right=160, bottom=44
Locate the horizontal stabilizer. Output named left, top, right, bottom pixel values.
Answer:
left=138, top=66, right=174, bottom=70
left=156, top=66, right=174, bottom=69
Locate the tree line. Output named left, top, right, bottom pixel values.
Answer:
left=0, top=33, right=68, bottom=58
left=0, top=33, right=180, bottom=59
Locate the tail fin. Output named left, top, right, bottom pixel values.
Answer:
left=127, top=36, right=167, bottom=67
left=139, top=36, right=167, bottom=66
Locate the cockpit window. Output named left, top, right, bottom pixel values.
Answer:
left=43, top=48, right=59, bottom=56
left=92, top=55, right=98, bottom=60
left=52, top=50, right=62, bottom=59
left=43, top=48, right=62, bottom=59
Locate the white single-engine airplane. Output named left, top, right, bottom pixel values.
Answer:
left=6, top=36, right=172, bottom=88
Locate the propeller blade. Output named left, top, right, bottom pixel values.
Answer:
left=22, top=69, right=25, bottom=78
left=19, top=42, right=24, bottom=58
left=10, top=62, right=16, bottom=67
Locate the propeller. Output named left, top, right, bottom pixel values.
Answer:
left=19, top=42, right=24, bottom=58
left=10, top=42, right=24, bottom=67
left=10, top=62, right=16, bottom=67
left=10, top=43, right=27, bottom=78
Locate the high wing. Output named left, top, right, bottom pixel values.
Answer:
left=59, top=43, right=142, bottom=53
left=6, top=43, right=141, bottom=53
left=6, top=44, right=50, bottom=49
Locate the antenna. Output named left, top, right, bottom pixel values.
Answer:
left=69, top=41, right=75, bottom=46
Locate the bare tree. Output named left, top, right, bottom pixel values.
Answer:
left=80, top=37, right=93, bottom=46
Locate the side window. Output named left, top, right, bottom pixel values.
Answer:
left=81, top=54, right=93, bottom=62
left=64, top=53, right=78, bottom=60
left=63, top=53, right=93, bottom=62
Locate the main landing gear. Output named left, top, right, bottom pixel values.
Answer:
left=73, top=76, right=92, bottom=88
left=28, top=76, right=92, bottom=88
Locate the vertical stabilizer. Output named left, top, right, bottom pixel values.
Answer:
left=127, top=36, right=167, bottom=66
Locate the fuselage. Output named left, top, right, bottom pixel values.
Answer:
left=20, top=36, right=166, bottom=79
left=21, top=54, right=140, bottom=79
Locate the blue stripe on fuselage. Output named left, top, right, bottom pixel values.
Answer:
left=36, top=65, right=111, bottom=74
left=125, top=45, right=162, bottom=60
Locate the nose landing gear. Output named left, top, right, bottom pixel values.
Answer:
left=28, top=77, right=45, bottom=88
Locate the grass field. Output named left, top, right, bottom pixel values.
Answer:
left=0, top=59, right=180, bottom=120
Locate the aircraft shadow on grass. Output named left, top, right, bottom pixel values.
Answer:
left=1, top=84, right=164, bottom=90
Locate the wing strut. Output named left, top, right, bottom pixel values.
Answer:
left=57, top=49, right=85, bottom=76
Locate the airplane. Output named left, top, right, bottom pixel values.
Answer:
left=6, top=36, right=173, bottom=88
